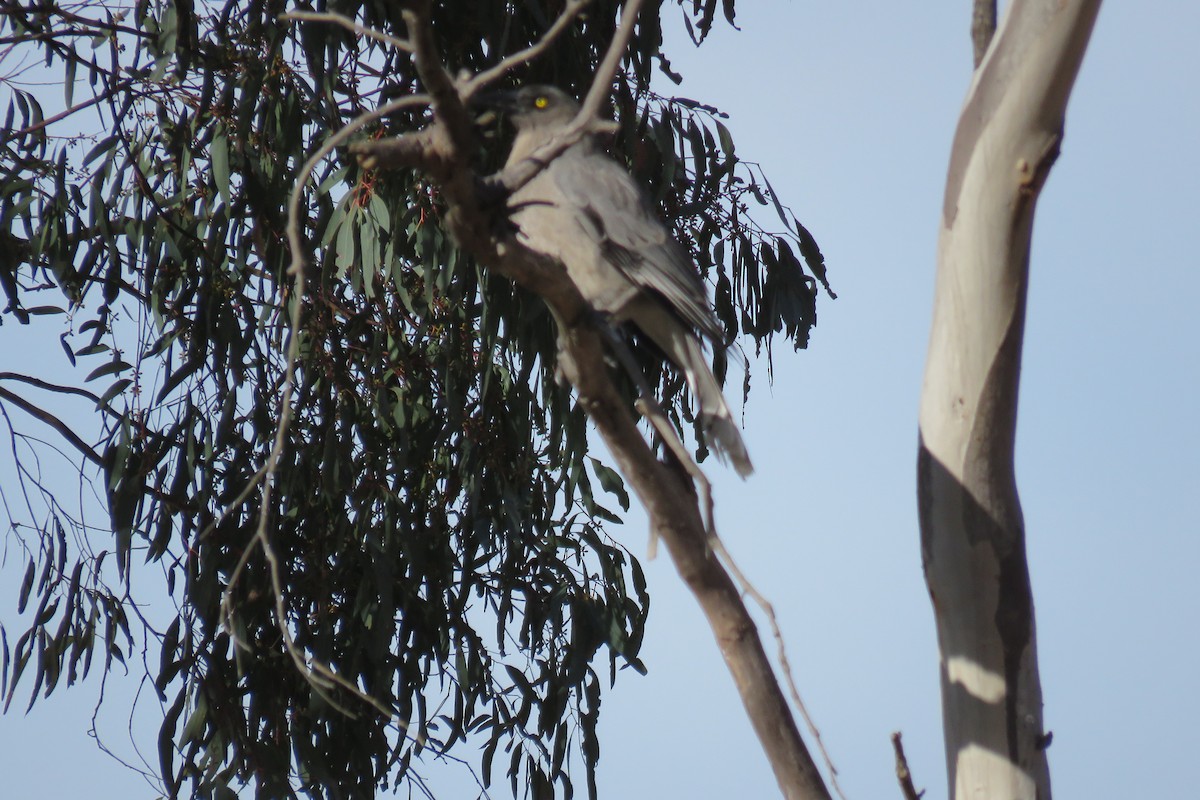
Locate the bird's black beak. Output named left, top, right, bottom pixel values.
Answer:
left=472, top=89, right=521, bottom=114
left=469, top=90, right=520, bottom=130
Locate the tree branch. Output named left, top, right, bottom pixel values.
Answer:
left=579, top=0, right=644, bottom=120
left=0, top=372, right=105, bottom=406
left=278, top=11, right=413, bottom=53
left=610, top=326, right=843, bottom=800
left=971, top=0, right=997, bottom=68
left=891, top=732, right=924, bottom=800
left=0, top=385, right=103, bottom=466
left=464, top=0, right=593, bottom=97
left=8, top=78, right=135, bottom=137
left=402, top=0, right=473, bottom=155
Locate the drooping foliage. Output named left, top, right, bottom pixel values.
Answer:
left=0, top=1, right=828, bottom=797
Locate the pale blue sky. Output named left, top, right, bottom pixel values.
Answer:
left=2, top=3, right=1197, bottom=798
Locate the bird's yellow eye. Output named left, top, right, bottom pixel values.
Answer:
left=533, top=95, right=550, bottom=110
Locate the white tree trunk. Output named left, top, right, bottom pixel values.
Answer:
left=918, top=2, right=1100, bottom=799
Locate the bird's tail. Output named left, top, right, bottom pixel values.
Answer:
left=700, top=405, right=754, bottom=479
left=631, top=306, right=754, bottom=478
left=688, top=344, right=754, bottom=479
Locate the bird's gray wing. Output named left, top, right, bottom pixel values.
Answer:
left=552, top=150, right=724, bottom=341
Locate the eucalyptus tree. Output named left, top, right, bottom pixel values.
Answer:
left=0, top=1, right=826, bottom=797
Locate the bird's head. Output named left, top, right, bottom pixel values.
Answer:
left=479, top=85, right=580, bottom=131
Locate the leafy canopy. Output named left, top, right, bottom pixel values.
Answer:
left=0, top=1, right=827, bottom=797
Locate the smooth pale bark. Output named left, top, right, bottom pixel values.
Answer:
left=918, top=2, right=1100, bottom=799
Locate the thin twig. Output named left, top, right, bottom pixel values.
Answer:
left=193, top=464, right=267, bottom=543
left=215, top=3, right=437, bottom=727
left=0, top=372, right=105, bottom=409
left=708, top=533, right=848, bottom=800
left=464, top=0, right=592, bottom=97
left=891, top=732, right=924, bottom=800
left=279, top=10, right=413, bottom=53
left=0, top=386, right=103, bottom=466
left=579, top=0, right=645, bottom=120
left=402, top=1, right=470, bottom=151
left=971, top=0, right=997, bottom=68
left=29, top=6, right=146, bottom=40
left=9, top=78, right=134, bottom=136
left=633, top=394, right=710, bottom=558
left=604, top=322, right=843, bottom=797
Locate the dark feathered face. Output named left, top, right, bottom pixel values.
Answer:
left=489, top=85, right=579, bottom=130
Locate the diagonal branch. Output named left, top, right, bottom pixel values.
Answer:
left=971, top=0, right=997, bottom=68
left=8, top=78, right=136, bottom=137
left=0, top=372, right=106, bottom=407
left=278, top=10, right=413, bottom=52
left=579, top=0, right=644, bottom=120
left=465, top=0, right=593, bottom=97
left=892, top=732, right=925, bottom=800
left=0, top=386, right=103, bottom=466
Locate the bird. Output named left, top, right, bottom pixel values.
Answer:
left=485, top=85, right=753, bottom=477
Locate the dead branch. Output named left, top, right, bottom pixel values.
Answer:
left=971, top=0, right=997, bottom=68
left=891, top=732, right=924, bottom=800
